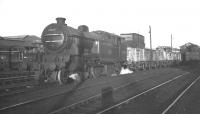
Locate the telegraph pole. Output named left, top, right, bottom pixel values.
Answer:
left=171, top=34, right=173, bottom=52
left=138, top=31, right=140, bottom=48
left=149, top=26, right=152, bottom=60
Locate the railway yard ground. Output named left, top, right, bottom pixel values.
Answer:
left=1, top=64, right=200, bottom=114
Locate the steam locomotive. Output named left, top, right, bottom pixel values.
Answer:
left=39, top=17, right=181, bottom=84
left=40, top=17, right=126, bottom=84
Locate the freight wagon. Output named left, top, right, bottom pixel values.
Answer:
left=125, top=46, right=181, bottom=71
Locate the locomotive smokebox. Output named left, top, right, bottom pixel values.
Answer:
left=56, top=17, right=66, bottom=25
left=78, top=25, right=89, bottom=32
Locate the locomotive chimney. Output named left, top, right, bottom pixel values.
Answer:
left=56, top=17, right=66, bottom=25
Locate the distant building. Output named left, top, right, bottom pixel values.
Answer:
left=0, top=35, right=42, bottom=71
left=180, top=43, right=200, bottom=61
left=180, top=42, right=200, bottom=53
left=0, top=35, right=41, bottom=48
left=120, top=33, right=145, bottom=48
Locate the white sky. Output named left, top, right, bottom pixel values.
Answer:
left=0, top=0, right=200, bottom=49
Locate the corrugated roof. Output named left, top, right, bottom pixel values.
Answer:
left=4, top=35, right=28, bottom=39
left=0, top=35, right=41, bottom=48
left=3, top=35, right=40, bottom=42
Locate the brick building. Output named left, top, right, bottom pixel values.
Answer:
left=120, top=33, right=145, bottom=48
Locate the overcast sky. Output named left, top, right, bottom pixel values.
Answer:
left=0, top=0, right=199, bottom=49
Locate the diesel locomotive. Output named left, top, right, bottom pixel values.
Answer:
left=40, top=17, right=126, bottom=84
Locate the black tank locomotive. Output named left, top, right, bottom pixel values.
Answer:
left=40, top=17, right=126, bottom=84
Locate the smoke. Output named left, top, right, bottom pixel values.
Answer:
left=69, top=73, right=81, bottom=82
left=120, top=67, right=133, bottom=75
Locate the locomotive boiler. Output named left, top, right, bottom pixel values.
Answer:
left=40, top=17, right=126, bottom=84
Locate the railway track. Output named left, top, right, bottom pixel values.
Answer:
left=0, top=85, right=33, bottom=97
left=96, top=70, right=200, bottom=114
left=0, top=71, right=137, bottom=111
left=0, top=71, right=37, bottom=88
left=0, top=67, right=190, bottom=114
left=50, top=72, right=190, bottom=114
left=161, top=75, right=200, bottom=114
left=0, top=74, right=37, bottom=97
left=0, top=82, right=60, bottom=97
left=0, top=79, right=107, bottom=110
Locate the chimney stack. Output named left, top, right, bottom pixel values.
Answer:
left=56, top=17, right=66, bottom=25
